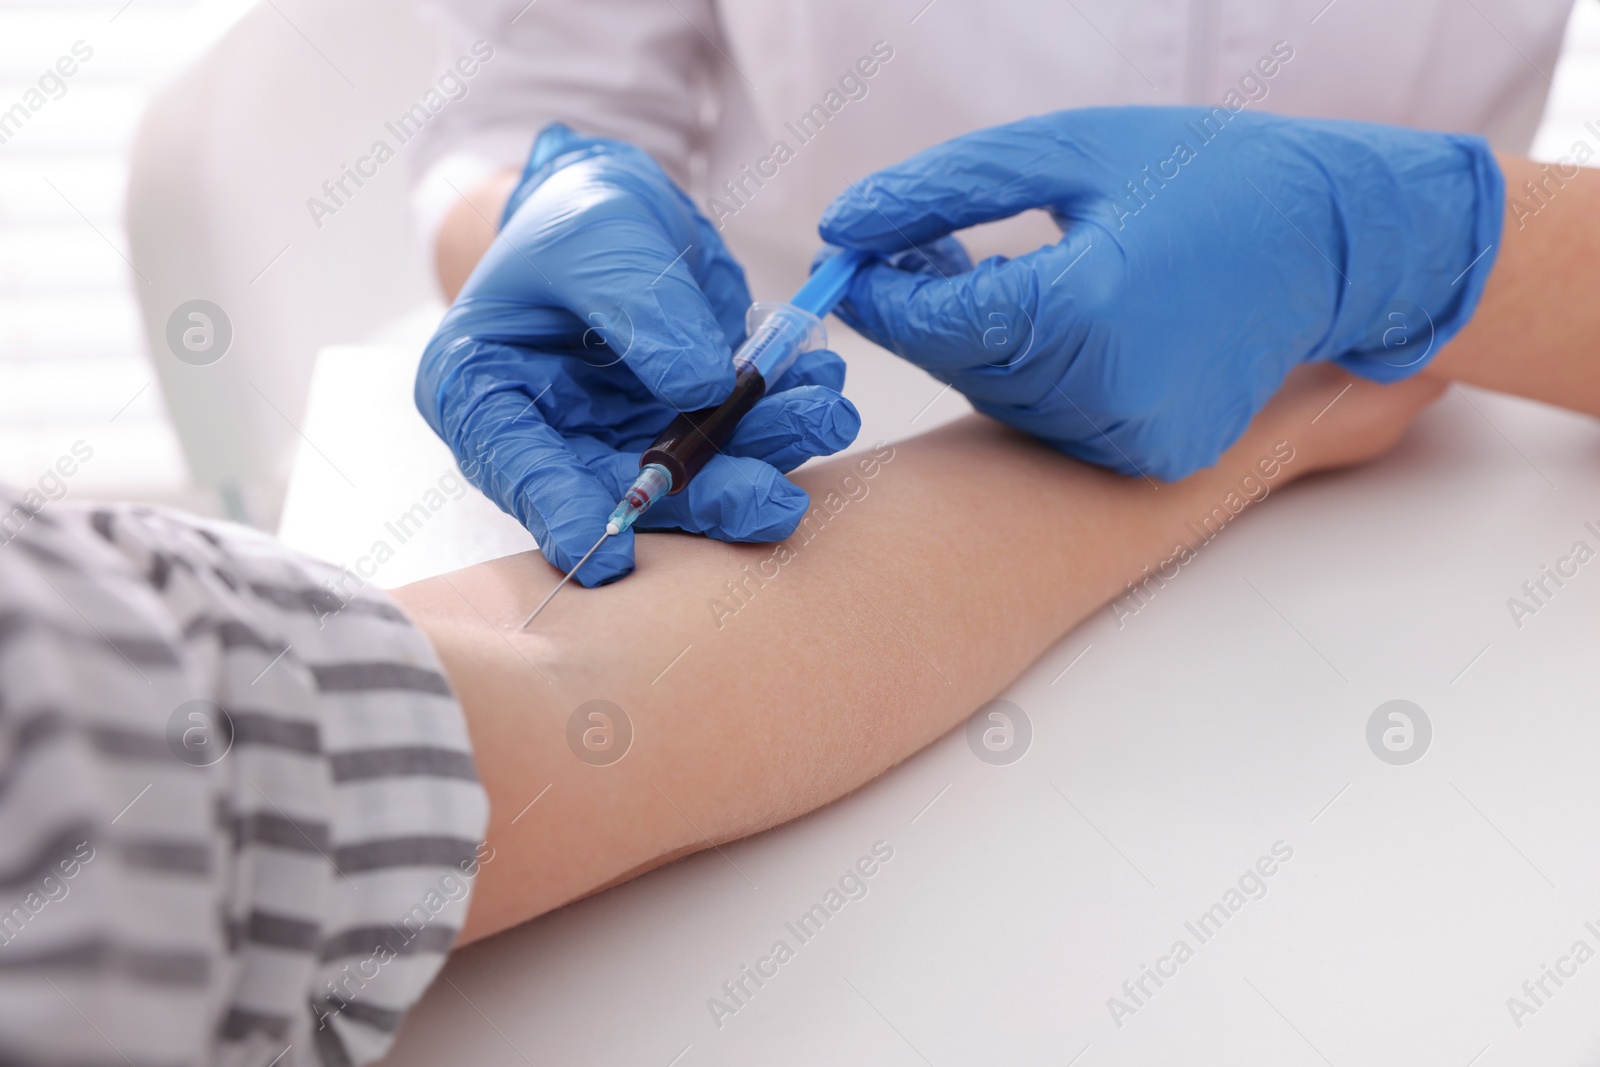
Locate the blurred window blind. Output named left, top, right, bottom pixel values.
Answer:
left=0, top=0, right=249, bottom=508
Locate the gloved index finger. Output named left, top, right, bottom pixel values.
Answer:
left=689, top=209, right=756, bottom=352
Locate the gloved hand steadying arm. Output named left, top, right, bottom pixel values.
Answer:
left=818, top=106, right=1503, bottom=480
left=419, top=124, right=860, bottom=585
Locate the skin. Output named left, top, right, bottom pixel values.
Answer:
left=1423, top=155, right=1600, bottom=414
left=434, top=155, right=1600, bottom=417
left=435, top=168, right=517, bottom=301
left=390, top=366, right=1446, bottom=944
left=414, top=143, right=1594, bottom=944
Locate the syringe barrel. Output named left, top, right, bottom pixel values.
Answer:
left=731, top=302, right=827, bottom=381
left=640, top=301, right=827, bottom=494
left=641, top=362, right=766, bottom=490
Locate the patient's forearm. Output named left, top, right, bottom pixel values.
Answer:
left=1422, top=155, right=1600, bottom=414
left=391, top=369, right=1439, bottom=943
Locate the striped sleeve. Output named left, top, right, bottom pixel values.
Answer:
left=0, top=487, right=489, bottom=1067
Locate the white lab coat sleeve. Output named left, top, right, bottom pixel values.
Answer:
left=410, top=0, right=719, bottom=250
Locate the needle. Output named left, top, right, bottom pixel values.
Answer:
left=518, top=525, right=615, bottom=630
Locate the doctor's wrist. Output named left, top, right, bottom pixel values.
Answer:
left=434, top=167, right=519, bottom=301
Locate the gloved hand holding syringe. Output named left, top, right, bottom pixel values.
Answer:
left=418, top=126, right=863, bottom=601
left=520, top=248, right=872, bottom=627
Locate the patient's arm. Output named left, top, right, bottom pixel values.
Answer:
left=390, top=367, right=1442, bottom=943
left=1419, top=155, right=1600, bottom=415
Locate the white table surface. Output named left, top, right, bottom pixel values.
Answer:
left=280, top=319, right=1600, bottom=1067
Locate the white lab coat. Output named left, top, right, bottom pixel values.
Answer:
left=412, top=0, right=1572, bottom=299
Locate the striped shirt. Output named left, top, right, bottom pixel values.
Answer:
left=0, top=487, right=488, bottom=1067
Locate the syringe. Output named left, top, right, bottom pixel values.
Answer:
left=519, top=249, right=870, bottom=628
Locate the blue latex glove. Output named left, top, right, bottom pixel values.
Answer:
left=818, top=107, right=1503, bottom=480
left=418, top=124, right=860, bottom=585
